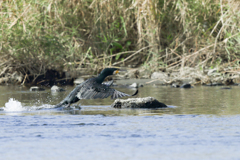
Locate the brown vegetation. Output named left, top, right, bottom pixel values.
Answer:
left=0, top=0, right=240, bottom=85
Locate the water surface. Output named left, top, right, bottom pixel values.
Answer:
left=0, top=85, right=240, bottom=160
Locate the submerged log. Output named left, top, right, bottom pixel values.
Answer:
left=111, top=97, right=167, bottom=109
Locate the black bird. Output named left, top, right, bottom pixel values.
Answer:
left=55, top=68, right=138, bottom=108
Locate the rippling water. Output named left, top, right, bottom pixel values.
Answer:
left=1, top=85, right=240, bottom=160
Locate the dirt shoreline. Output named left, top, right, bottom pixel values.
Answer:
left=1, top=67, right=240, bottom=87
left=114, top=67, right=240, bottom=87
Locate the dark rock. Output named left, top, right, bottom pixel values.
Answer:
left=51, top=85, right=65, bottom=92
left=224, top=79, right=234, bottom=85
left=172, top=83, right=180, bottom=88
left=180, top=83, right=192, bottom=88
left=204, top=82, right=224, bottom=86
left=139, top=83, right=144, bottom=87
left=111, top=97, right=167, bottom=109
left=30, top=86, right=45, bottom=91
left=220, top=87, right=232, bottom=89
left=212, top=82, right=224, bottom=86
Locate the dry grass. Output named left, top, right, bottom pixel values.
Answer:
left=0, top=0, right=240, bottom=84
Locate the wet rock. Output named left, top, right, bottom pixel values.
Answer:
left=129, top=83, right=138, bottom=88
left=111, top=97, right=167, bottom=109
left=51, top=85, right=65, bottom=92
left=180, top=83, right=192, bottom=88
left=172, top=83, right=180, bottom=88
left=220, top=87, right=231, bottom=89
left=74, top=77, right=85, bottom=85
left=30, top=86, right=45, bottom=91
left=151, top=72, right=168, bottom=80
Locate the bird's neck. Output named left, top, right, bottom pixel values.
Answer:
left=96, top=74, right=106, bottom=84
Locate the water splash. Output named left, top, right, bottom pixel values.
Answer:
left=2, top=98, right=56, bottom=112
left=3, top=98, right=26, bottom=112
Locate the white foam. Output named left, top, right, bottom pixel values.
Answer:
left=29, top=104, right=55, bottom=111
left=3, top=98, right=26, bottom=112
left=2, top=98, right=67, bottom=112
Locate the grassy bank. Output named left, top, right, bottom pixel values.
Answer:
left=0, top=0, right=240, bottom=84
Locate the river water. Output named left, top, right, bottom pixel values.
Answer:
left=0, top=84, right=240, bottom=160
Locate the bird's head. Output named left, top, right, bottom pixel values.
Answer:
left=96, top=68, right=121, bottom=84
left=100, top=68, right=120, bottom=76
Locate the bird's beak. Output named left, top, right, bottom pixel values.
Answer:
left=113, top=70, right=119, bottom=75
left=113, top=69, right=127, bottom=75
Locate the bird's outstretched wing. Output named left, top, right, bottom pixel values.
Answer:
left=102, top=80, right=114, bottom=86
left=77, top=86, right=113, bottom=99
left=111, top=89, right=138, bottom=99
left=76, top=81, right=138, bottom=100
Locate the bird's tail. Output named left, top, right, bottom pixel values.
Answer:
left=132, top=89, right=138, bottom=96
